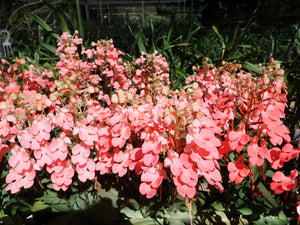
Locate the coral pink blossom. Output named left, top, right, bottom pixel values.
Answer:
left=228, top=123, right=249, bottom=152
left=165, top=151, right=198, bottom=198
left=139, top=163, right=167, bottom=198
left=270, top=170, right=298, bottom=194
left=227, top=155, right=250, bottom=184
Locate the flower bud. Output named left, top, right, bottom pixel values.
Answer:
left=0, top=101, right=8, bottom=110
left=10, top=93, right=18, bottom=101
left=36, top=93, right=42, bottom=100
left=50, top=92, right=58, bottom=101
left=44, top=98, right=52, bottom=107
left=70, top=97, right=77, bottom=104
left=145, top=95, right=152, bottom=103
left=87, top=86, right=94, bottom=94
left=118, top=90, right=126, bottom=103
left=111, top=94, right=118, bottom=104
left=192, top=82, right=199, bottom=90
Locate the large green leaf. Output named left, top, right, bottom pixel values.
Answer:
left=253, top=215, right=289, bottom=225
left=236, top=207, right=253, bottom=216
left=30, top=201, right=50, bottom=212
left=75, top=0, right=84, bottom=36
left=39, top=190, right=71, bottom=212
left=242, top=62, right=262, bottom=74
left=27, top=12, right=53, bottom=32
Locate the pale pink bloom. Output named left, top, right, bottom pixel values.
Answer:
left=30, top=117, right=52, bottom=143
left=6, top=146, right=36, bottom=193
left=76, top=159, right=95, bottom=182
left=78, top=124, right=98, bottom=146
left=112, top=148, right=131, bottom=177
left=34, top=144, right=53, bottom=168
left=51, top=166, right=74, bottom=191
left=54, top=109, right=74, bottom=133
left=48, top=133, right=70, bottom=162
left=139, top=163, right=167, bottom=198
left=96, top=151, right=114, bottom=175
left=164, top=151, right=198, bottom=198
left=72, top=143, right=90, bottom=166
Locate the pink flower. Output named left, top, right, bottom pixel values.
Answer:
left=6, top=146, right=36, bottom=193
left=34, top=144, right=53, bottom=168
left=95, top=126, right=111, bottom=153
left=54, top=109, right=74, bottom=133
left=228, top=123, right=249, bottom=152
left=76, top=159, right=95, bottom=182
left=247, top=137, right=268, bottom=167
left=296, top=201, right=300, bottom=224
left=112, top=148, right=131, bottom=177
left=72, top=143, right=90, bottom=166
left=227, top=155, right=250, bottom=184
left=75, top=123, right=97, bottom=146
left=0, top=119, right=10, bottom=137
left=139, top=163, right=167, bottom=198
left=51, top=165, right=74, bottom=191
left=30, top=117, right=52, bottom=143
left=165, top=151, right=198, bottom=198
left=96, top=151, right=114, bottom=175
left=109, top=112, right=131, bottom=148
left=48, top=133, right=70, bottom=162
left=270, top=170, right=298, bottom=194
left=261, top=110, right=290, bottom=146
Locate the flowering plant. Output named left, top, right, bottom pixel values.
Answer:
left=0, top=31, right=299, bottom=223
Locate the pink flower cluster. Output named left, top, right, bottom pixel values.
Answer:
left=0, top=32, right=299, bottom=217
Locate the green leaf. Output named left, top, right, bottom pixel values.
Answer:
left=34, top=52, right=39, bottom=65
left=236, top=207, right=253, bottom=216
left=39, top=190, right=71, bottom=212
left=27, top=12, right=53, bottom=32
left=0, top=209, right=8, bottom=219
left=257, top=182, right=279, bottom=208
left=242, top=62, right=262, bottom=74
left=175, top=68, right=189, bottom=79
left=137, top=31, right=147, bottom=53
left=98, top=188, right=119, bottom=208
left=254, top=215, right=289, bottom=225
left=211, top=201, right=225, bottom=211
left=75, top=0, right=84, bottom=36
left=212, top=25, right=225, bottom=58
left=42, top=0, right=69, bottom=33
left=127, top=218, right=158, bottom=225
left=120, top=207, right=144, bottom=219
left=168, top=210, right=191, bottom=225
left=30, top=201, right=50, bottom=212
left=41, top=42, right=58, bottom=55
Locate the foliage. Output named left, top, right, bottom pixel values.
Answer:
left=0, top=32, right=299, bottom=224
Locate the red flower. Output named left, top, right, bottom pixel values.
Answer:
left=270, top=170, right=298, bottom=194
left=227, top=155, right=250, bottom=184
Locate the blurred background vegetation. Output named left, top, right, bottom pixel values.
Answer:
left=0, top=0, right=300, bottom=224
